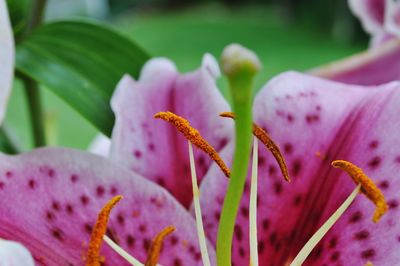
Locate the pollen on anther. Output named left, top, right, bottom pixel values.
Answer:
left=145, top=225, right=176, bottom=266
left=154, top=111, right=230, bottom=177
left=220, top=111, right=290, bottom=182
left=332, top=160, right=388, bottom=223
left=85, top=195, right=123, bottom=266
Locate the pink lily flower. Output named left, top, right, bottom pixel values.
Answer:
left=87, top=45, right=394, bottom=265
left=199, top=71, right=400, bottom=265
left=311, top=0, right=400, bottom=85
left=0, top=1, right=394, bottom=265
left=0, top=40, right=395, bottom=265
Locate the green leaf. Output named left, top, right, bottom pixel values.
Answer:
left=6, top=0, right=30, bottom=39
left=16, top=20, right=150, bottom=136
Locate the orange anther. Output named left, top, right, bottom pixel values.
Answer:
left=86, top=195, right=123, bottom=266
left=332, top=160, right=388, bottom=223
left=145, top=226, right=176, bottom=266
left=155, top=111, right=230, bottom=177
left=220, top=111, right=290, bottom=182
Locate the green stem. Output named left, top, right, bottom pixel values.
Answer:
left=22, top=77, right=46, bottom=147
left=20, top=0, right=48, bottom=147
left=27, top=0, right=48, bottom=32
left=216, top=75, right=254, bottom=266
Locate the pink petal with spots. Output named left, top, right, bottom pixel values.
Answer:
left=0, top=240, right=34, bottom=266
left=0, top=148, right=215, bottom=265
left=310, top=39, right=400, bottom=85
left=199, top=71, right=400, bottom=265
left=349, top=0, right=386, bottom=35
left=0, top=0, right=14, bottom=124
left=110, top=55, right=232, bottom=208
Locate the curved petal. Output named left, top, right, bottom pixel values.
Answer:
left=349, top=0, right=386, bottom=36
left=0, top=239, right=34, bottom=266
left=385, top=0, right=400, bottom=37
left=0, top=148, right=215, bottom=265
left=310, top=39, right=400, bottom=85
left=88, top=134, right=111, bottom=157
left=199, top=71, right=400, bottom=265
left=0, top=0, right=14, bottom=124
left=110, top=55, right=232, bottom=208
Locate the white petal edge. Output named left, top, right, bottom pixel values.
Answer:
left=88, top=133, right=111, bottom=157
left=0, top=239, right=35, bottom=266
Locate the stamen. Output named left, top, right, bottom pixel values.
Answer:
left=220, top=111, right=290, bottom=182
left=290, top=184, right=361, bottom=266
left=332, top=160, right=388, bottom=223
left=249, top=137, right=259, bottom=266
left=154, top=111, right=230, bottom=177
left=86, top=195, right=123, bottom=266
left=188, top=141, right=212, bottom=266
left=103, top=235, right=144, bottom=266
left=145, top=225, right=175, bottom=266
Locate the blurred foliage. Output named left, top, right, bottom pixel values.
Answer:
left=6, top=0, right=31, bottom=39
left=108, top=0, right=368, bottom=44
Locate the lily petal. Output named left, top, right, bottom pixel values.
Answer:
left=199, top=71, right=400, bottom=265
left=0, top=148, right=215, bottom=265
left=349, top=0, right=386, bottom=36
left=110, top=55, right=232, bottom=208
left=310, top=39, right=400, bottom=85
left=88, top=134, right=111, bottom=157
left=0, top=239, right=34, bottom=266
left=0, top=0, right=14, bottom=124
left=385, top=0, right=400, bottom=37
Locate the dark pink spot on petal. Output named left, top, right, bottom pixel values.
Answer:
left=349, top=211, right=363, bottom=223
left=126, top=235, right=135, bottom=247
left=361, top=249, right=375, bottom=259
left=369, top=140, right=379, bottom=149
left=354, top=230, right=370, bottom=240
left=5, top=171, right=12, bottom=178
left=28, top=179, right=36, bottom=189
left=133, top=150, right=142, bottom=159
left=367, top=156, right=381, bottom=168
left=96, top=186, right=105, bottom=197
left=70, top=174, right=78, bottom=183
left=379, top=180, right=390, bottom=190
left=284, top=143, right=293, bottom=155
left=80, top=195, right=90, bottom=206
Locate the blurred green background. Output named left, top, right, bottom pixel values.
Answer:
left=5, top=0, right=367, bottom=151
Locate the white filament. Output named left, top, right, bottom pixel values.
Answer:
left=188, top=141, right=211, bottom=266
left=249, top=137, right=259, bottom=266
left=103, top=235, right=144, bottom=266
left=290, top=184, right=361, bottom=266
